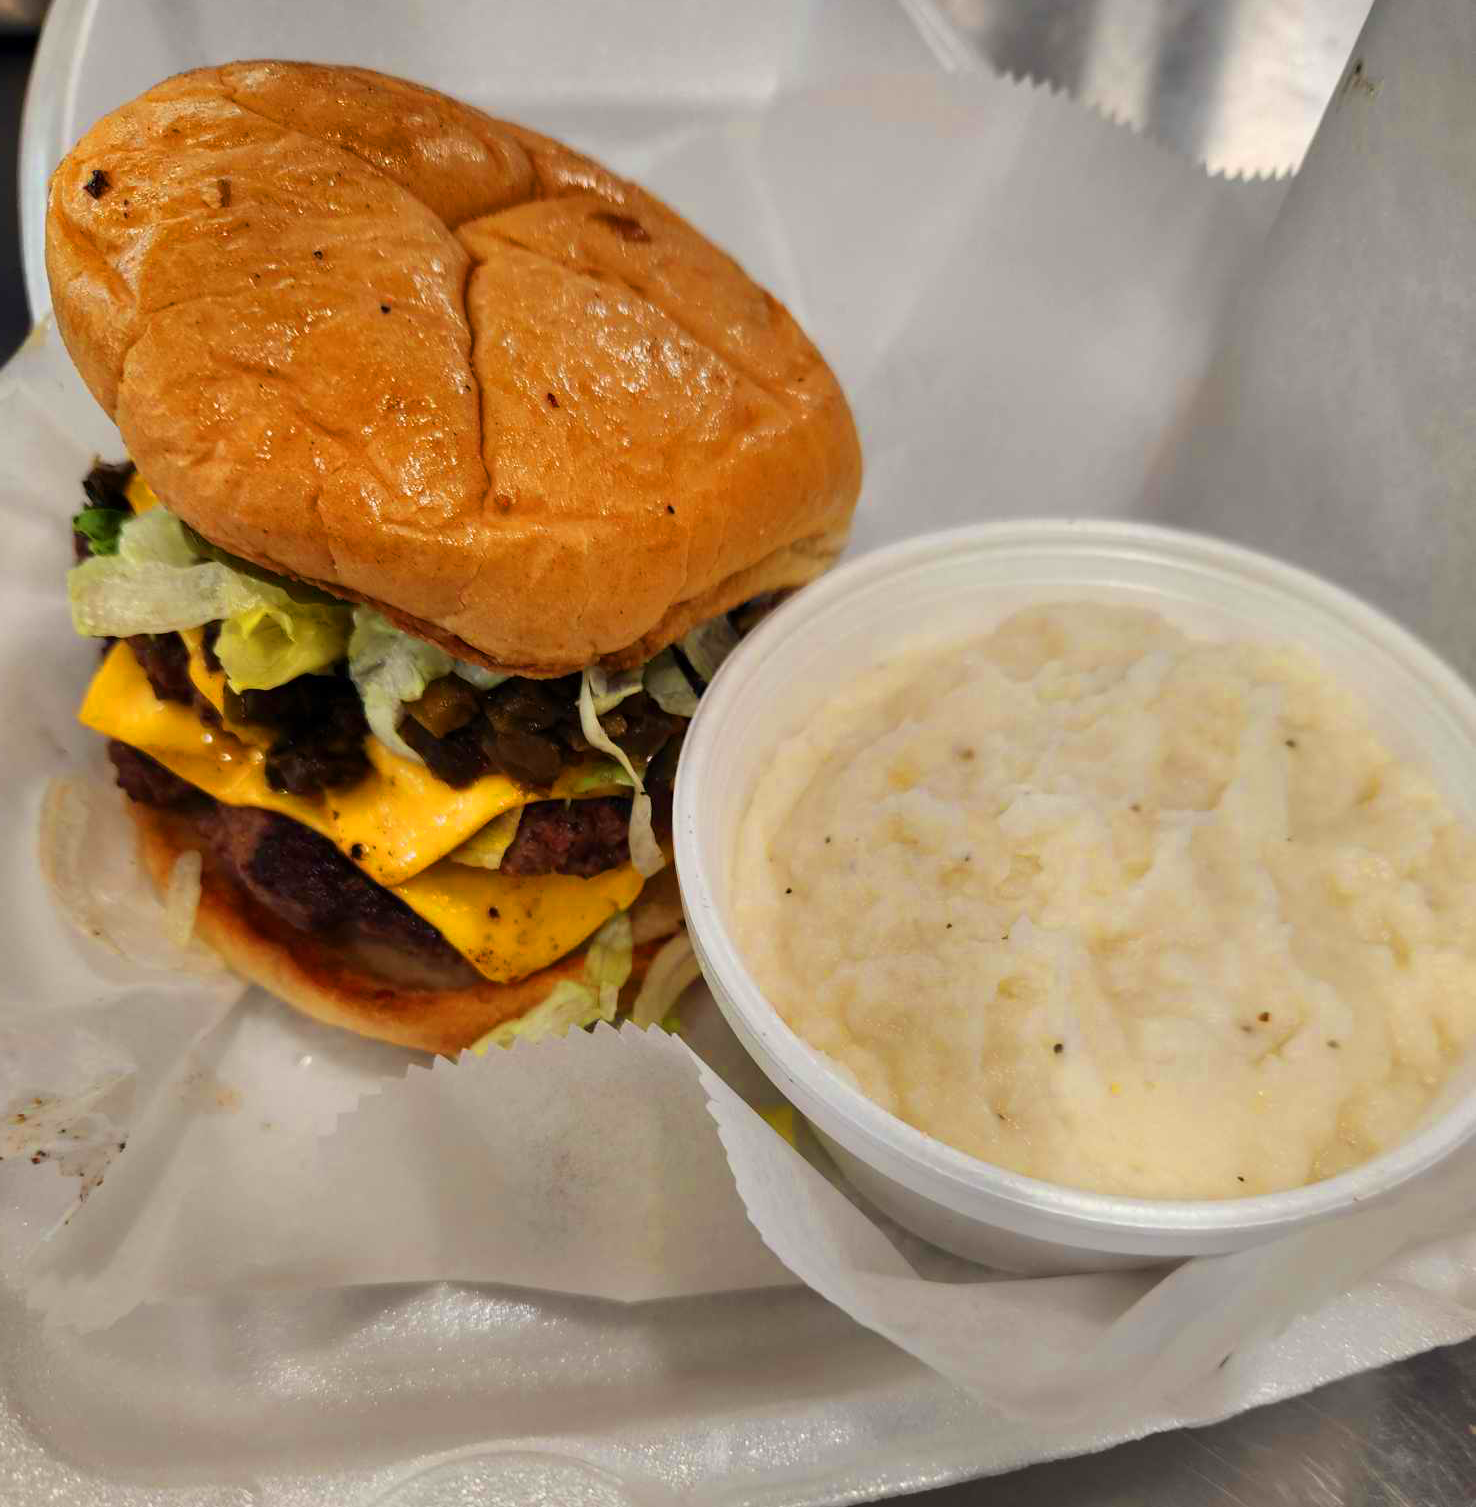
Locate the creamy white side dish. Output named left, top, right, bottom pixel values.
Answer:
left=733, top=603, right=1476, bottom=1199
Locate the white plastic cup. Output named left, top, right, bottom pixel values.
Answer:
left=675, top=520, right=1476, bottom=1274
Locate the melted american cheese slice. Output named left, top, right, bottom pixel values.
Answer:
left=88, top=637, right=613, bottom=887
left=79, top=644, right=644, bottom=982
left=391, top=863, right=637, bottom=982
left=126, top=472, right=161, bottom=513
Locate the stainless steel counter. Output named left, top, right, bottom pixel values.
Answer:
left=927, top=0, right=1375, bottom=174
left=919, top=1337, right=1476, bottom=1504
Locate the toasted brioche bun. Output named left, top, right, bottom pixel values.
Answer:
left=133, top=804, right=680, bottom=1055
left=47, top=61, right=862, bottom=675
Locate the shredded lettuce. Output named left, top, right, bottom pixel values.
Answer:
left=215, top=602, right=351, bottom=691
left=71, top=507, right=126, bottom=557
left=69, top=501, right=717, bottom=795
left=348, top=608, right=511, bottom=762
left=588, top=665, right=644, bottom=715
left=629, top=932, right=701, bottom=1028
left=468, top=911, right=634, bottom=1052
left=453, top=660, right=510, bottom=692
left=116, top=506, right=199, bottom=568
left=584, top=910, right=634, bottom=1018
left=447, top=807, right=523, bottom=870
left=643, top=649, right=699, bottom=717
left=579, top=670, right=665, bottom=877
left=67, top=508, right=351, bottom=674
left=71, top=557, right=284, bottom=638
left=179, top=524, right=341, bottom=604
left=347, top=609, right=457, bottom=761
left=476, top=980, right=605, bottom=1052
left=567, top=760, right=635, bottom=794
left=679, top=614, right=739, bottom=683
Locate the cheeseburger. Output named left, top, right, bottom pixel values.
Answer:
left=48, top=63, right=860, bottom=1053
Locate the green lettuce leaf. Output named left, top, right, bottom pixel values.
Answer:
left=348, top=608, right=510, bottom=762
left=579, top=670, right=665, bottom=877
left=583, top=910, right=634, bottom=1017
left=69, top=512, right=354, bottom=695
left=643, top=649, right=699, bottom=717
left=348, top=608, right=455, bottom=761
left=116, top=507, right=199, bottom=568
left=474, top=980, right=605, bottom=1052
left=567, top=760, right=635, bottom=794
left=70, top=557, right=286, bottom=638
left=71, top=507, right=127, bottom=557
left=446, top=807, right=523, bottom=869
left=679, top=614, right=739, bottom=682
left=68, top=507, right=351, bottom=670
left=215, top=602, right=352, bottom=691
left=452, top=661, right=510, bottom=692
left=180, top=524, right=342, bottom=604
left=588, top=665, right=644, bottom=715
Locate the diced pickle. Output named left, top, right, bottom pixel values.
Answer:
left=486, top=721, right=564, bottom=787
left=486, top=679, right=564, bottom=734
left=407, top=674, right=482, bottom=736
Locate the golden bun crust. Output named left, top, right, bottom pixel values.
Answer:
left=133, top=805, right=677, bottom=1055
left=47, top=61, right=861, bottom=674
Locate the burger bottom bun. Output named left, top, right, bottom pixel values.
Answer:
left=133, top=805, right=681, bottom=1055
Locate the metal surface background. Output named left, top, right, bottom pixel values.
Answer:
left=911, top=2, right=1476, bottom=1502
left=926, top=0, right=1375, bottom=173
left=918, top=1343, right=1476, bottom=1504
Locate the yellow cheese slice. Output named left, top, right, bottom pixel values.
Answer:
left=126, top=472, right=160, bottom=513
left=393, top=863, right=641, bottom=982
left=81, top=643, right=616, bottom=887
left=178, top=628, right=270, bottom=748
left=79, top=644, right=644, bottom=981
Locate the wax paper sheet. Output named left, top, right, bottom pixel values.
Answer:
left=4, top=0, right=1476, bottom=1499
left=1145, top=0, right=1476, bottom=685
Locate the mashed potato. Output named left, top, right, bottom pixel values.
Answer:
left=733, top=603, right=1476, bottom=1199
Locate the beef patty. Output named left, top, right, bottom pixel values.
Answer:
left=500, top=798, right=630, bottom=878
left=107, top=743, right=638, bottom=972
left=109, top=741, right=457, bottom=962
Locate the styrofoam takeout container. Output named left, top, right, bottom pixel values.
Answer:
left=675, top=520, right=1476, bottom=1274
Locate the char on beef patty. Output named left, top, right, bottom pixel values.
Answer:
left=109, top=739, right=210, bottom=810
left=239, top=674, right=372, bottom=796
left=126, top=632, right=202, bottom=708
left=122, top=633, right=370, bottom=796
left=109, top=742, right=456, bottom=962
left=110, top=741, right=634, bottom=881
left=204, top=805, right=450, bottom=955
left=106, top=741, right=638, bottom=975
left=500, top=797, right=630, bottom=878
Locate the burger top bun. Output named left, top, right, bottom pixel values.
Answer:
left=46, top=62, right=862, bottom=674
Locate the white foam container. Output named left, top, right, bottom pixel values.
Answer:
left=675, top=520, right=1476, bottom=1273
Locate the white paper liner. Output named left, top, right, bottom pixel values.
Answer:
left=20, top=1022, right=791, bottom=1330
left=2, top=5, right=1474, bottom=1481
left=697, top=1054, right=1476, bottom=1420
left=1145, top=0, right=1476, bottom=688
